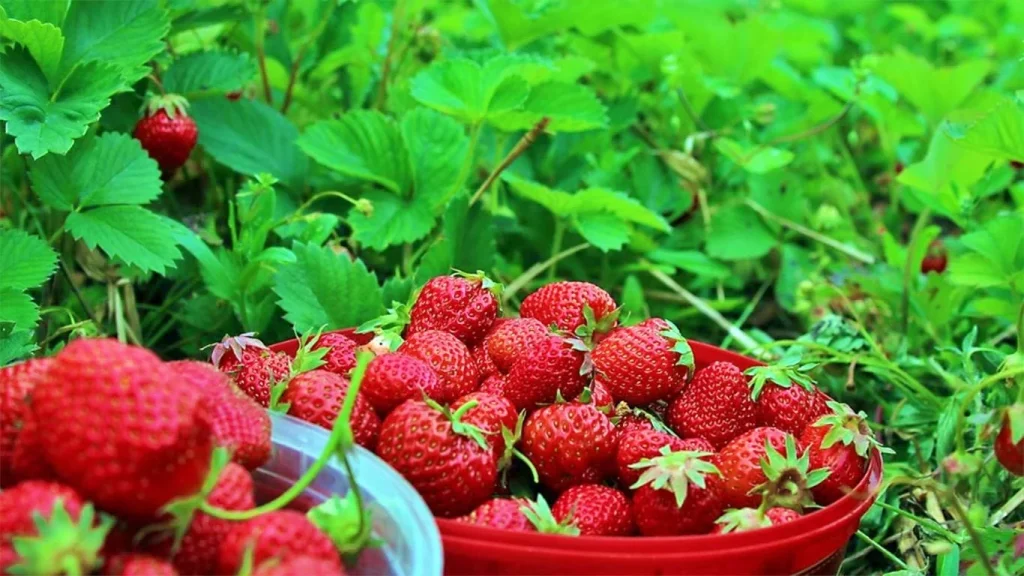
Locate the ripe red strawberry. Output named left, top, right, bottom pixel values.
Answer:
left=313, top=332, right=358, bottom=376
left=0, top=481, right=110, bottom=575
left=217, top=510, right=341, bottom=574
left=0, top=481, right=84, bottom=541
left=471, top=343, right=500, bottom=378
left=453, top=392, right=520, bottom=459
left=168, top=361, right=272, bottom=469
left=504, top=335, right=588, bottom=410
left=360, top=353, right=441, bottom=415
left=377, top=399, right=497, bottom=517
left=31, top=339, right=214, bottom=519
left=579, top=381, right=614, bottom=411
left=667, top=361, right=757, bottom=449
left=630, top=449, right=723, bottom=535
left=280, top=370, right=380, bottom=451
left=485, top=318, right=549, bottom=373
left=522, top=401, right=616, bottom=492
left=592, top=320, right=693, bottom=405
left=212, top=334, right=292, bottom=408
left=253, top=555, right=346, bottom=576
left=156, top=463, right=254, bottom=575
left=920, top=239, right=947, bottom=274
left=399, top=330, right=480, bottom=402
left=611, top=407, right=658, bottom=444
left=458, top=498, right=535, bottom=531
left=107, top=554, right=179, bottom=576
left=133, top=95, right=198, bottom=175
left=995, top=406, right=1024, bottom=476
left=0, top=358, right=51, bottom=485
left=551, top=484, right=634, bottom=536
left=406, top=273, right=501, bottom=346
left=616, top=430, right=706, bottom=488
left=10, top=409, right=56, bottom=482
left=519, top=281, right=617, bottom=333
left=479, top=373, right=507, bottom=396
left=714, top=427, right=790, bottom=509
left=713, top=507, right=801, bottom=533
left=745, top=362, right=830, bottom=436
left=800, top=402, right=890, bottom=504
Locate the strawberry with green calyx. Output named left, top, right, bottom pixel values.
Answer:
left=611, top=403, right=675, bottom=443
left=307, top=493, right=379, bottom=561
left=592, top=319, right=694, bottom=406
left=405, top=272, right=503, bottom=346
left=715, top=427, right=791, bottom=509
left=504, top=334, right=590, bottom=410
left=745, top=358, right=830, bottom=436
left=458, top=498, right=538, bottom=531
left=551, top=485, right=635, bottom=536
left=520, top=281, right=618, bottom=334
left=356, top=300, right=412, bottom=349
left=577, top=381, right=614, bottom=412
left=713, top=507, right=801, bottom=534
left=617, top=431, right=710, bottom=488
left=266, top=328, right=333, bottom=411
left=377, top=397, right=498, bottom=517
left=750, top=435, right=830, bottom=512
left=667, top=361, right=757, bottom=449
left=995, top=404, right=1024, bottom=476
left=7, top=501, right=114, bottom=576
left=216, top=510, right=341, bottom=575
left=800, top=401, right=893, bottom=504
left=520, top=495, right=581, bottom=536
left=629, top=447, right=724, bottom=535
left=573, top=303, right=622, bottom=346
left=134, top=93, right=198, bottom=176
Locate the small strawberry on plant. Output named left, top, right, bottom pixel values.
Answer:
left=667, top=361, right=757, bottom=449
left=592, top=319, right=694, bottom=405
left=551, top=484, right=635, bottom=536
left=799, top=401, right=892, bottom=504
left=744, top=358, right=830, bottom=436
left=406, top=272, right=502, bottom=346
left=995, top=404, right=1024, bottom=476
left=920, top=239, right=948, bottom=274
left=629, top=447, right=724, bottom=535
left=133, top=94, right=198, bottom=176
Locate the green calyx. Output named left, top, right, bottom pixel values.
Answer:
left=611, top=403, right=676, bottom=436
left=744, top=355, right=818, bottom=401
left=659, top=320, right=695, bottom=375
left=714, top=507, right=772, bottom=534
left=9, top=501, right=114, bottom=576
left=574, top=304, right=620, bottom=345
left=452, top=269, right=504, bottom=298
left=812, top=401, right=895, bottom=457
left=425, top=397, right=491, bottom=452
left=269, top=326, right=331, bottom=413
left=752, top=436, right=829, bottom=512
left=629, top=447, right=721, bottom=508
left=356, top=300, right=411, bottom=341
left=143, top=93, right=190, bottom=118
left=307, top=493, right=381, bottom=561
left=519, top=495, right=580, bottom=536
left=497, top=411, right=539, bottom=484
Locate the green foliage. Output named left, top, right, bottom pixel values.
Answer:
left=2, top=0, right=1023, bottom=572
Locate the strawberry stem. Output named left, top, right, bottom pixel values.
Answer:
left=202, top=351, right=374, bottom=522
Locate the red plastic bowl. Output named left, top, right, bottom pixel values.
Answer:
left=271, top=330, right=884, bottom=576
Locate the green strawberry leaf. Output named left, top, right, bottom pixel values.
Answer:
left=0, top=289, right=39, bottom=332
left=714, top=138, right=794, bottom=174
left=273, top=242, right=384, bottom=333
left=0, top=324, right=36, bottom=366
left=947, top=213, right=1024, bottom=291
left=411, top=56, right=530, bottom=124
left=867, top=50, right=991, bottom=125
left=30, top=132, right=163, bottom=210
left=65, top=206, right=183, bottom=274
left=706, top=205, right=778, bottom=261
left=348, top=190, right=436, bottom=250
left=401, top=107, right=470, bottom=207
left=190, top=98, right=308, bottom=189
left=0, top=229, right=58, bottom=291
left=941, top=93, right=1024, bottom=161
left=162, top=50, right=257, bottom=98
left=0, top=13, right=64, bottom=84
left=298, top=110, right=410, bottom=194
left=0, top=47, right=125, bottom=159
left=490, top=81, right=608, bottom=133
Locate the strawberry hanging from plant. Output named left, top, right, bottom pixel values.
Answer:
left=133, top=93, right=198, bottom=177
left=995, top=404, right=1024, bottom=476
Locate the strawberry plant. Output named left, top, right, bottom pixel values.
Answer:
left=3, top=0, right=1024, bottom=574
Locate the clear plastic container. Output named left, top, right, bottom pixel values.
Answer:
left=258, top=412, right=443, bottom=576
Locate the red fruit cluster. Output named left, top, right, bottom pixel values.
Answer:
left=359, top=275, right=889, bottom=539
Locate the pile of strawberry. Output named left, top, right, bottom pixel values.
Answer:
left=210, top=272, right=892, bottom=538
left=0, top=339, right=365, bottom=576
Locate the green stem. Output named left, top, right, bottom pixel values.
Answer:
left=990, top=485, right=1024, bottom=525
left=469, top=117, right=549, bottom=206
left=744, top=198, right=875, bottom=265
left=854, top=530, right=911, bottom=572
left=280, top=191, right=364, bottom=227
left=946, top=493, right=997, bottom=576
left=873, top=501, right=960, bottom=541
left=720, top=276, right=772, bottom=350
left=202, top=352, right=374, bottom=521
left=547, top=219, right=565, bottom=281
left=645, top=264, right=766, bottom=357
left=955, top=365, right=1024, bottom=451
